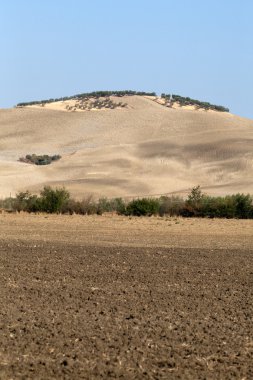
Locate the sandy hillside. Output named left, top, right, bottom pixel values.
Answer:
left=0, top=95, right=253, bottom=198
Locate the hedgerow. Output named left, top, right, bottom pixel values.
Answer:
left=1, top=186, right=253, bottom=219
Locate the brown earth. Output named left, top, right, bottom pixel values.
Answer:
left=1, top=214, right=253, bottom=379
left=1, top=95, right=253, bottom=198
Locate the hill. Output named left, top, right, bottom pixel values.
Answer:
left=0, top=95, right=253, bottom=198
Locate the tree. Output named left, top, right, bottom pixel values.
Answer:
left=187, top=186, right=204, bottom=207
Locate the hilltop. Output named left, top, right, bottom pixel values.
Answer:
left=0, top=93, right=253, bottom=198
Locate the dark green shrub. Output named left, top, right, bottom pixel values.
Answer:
left=40, top=186, right=70, bottom=213
left=199, top=196, right=236, bottom=218
left=231, top=193, right=253, bottom=218
left=125, top=198, right=160, bottom=216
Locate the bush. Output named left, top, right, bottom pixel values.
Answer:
left=79, top=195, right=98, bottom=215
left=159, top=195, right=184, bottom=216
left=40, top=187, right=70, bottom=213
left=199, top=195, right=236, bottom=218
left=0, top=197, right=16, bottom=211
left=110, top=198, right=126, bottom=215
left=13, top=191, right=41, bottom=212
left=125, top=198, right=160, bottom=216
left=96, top=197, right=127, bottom=215
left=184, top=188, right=253, bottom=219
left=232, top=193, right=253, bottom=219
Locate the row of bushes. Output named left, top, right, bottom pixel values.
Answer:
left=19, top=154, right=61, bottom=166
left=1, top=186, right=253, bottom=219
left=16, top=91, right=157, bottom=107
left=161, top=93, right=229, bottom=112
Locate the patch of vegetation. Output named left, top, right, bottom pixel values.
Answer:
left=19, top=154, right=61, bottom=165
left=11, top=187, right=70, bottom=213
left=2, top=186, right=253, bottom=219
left=125, top=198, right=160, bottom=216
left=16, top=91, right=157, bottom=107
left=161, top=94, right=229, bottom=112
left=180, top=186, right=253, bottom=218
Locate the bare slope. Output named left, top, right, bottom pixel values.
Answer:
left=0, top=96, right=253, bottom=198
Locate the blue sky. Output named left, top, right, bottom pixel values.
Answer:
left=1, top=0, right=252, bottom=118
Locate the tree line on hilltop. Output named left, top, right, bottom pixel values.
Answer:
left=16, top=91, right=229, bottom=112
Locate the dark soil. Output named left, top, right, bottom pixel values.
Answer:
left=1, top=241, right=253, bottom=379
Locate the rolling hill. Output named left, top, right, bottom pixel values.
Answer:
left=0, top=95, right=253, bottom=199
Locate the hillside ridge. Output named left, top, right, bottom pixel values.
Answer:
left=0, top=95, right=252, bottom=198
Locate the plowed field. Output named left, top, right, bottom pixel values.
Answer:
left=1, top=214, right=253, bottom=379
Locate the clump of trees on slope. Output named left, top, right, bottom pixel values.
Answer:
left=65, top=97, right=127, bottom=111
left=161, top=93, right=229, bottom=112
left=19, top=154, right=61, bottom=166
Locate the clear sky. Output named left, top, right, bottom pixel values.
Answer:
left=1, top=0, right=252, bottom=118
